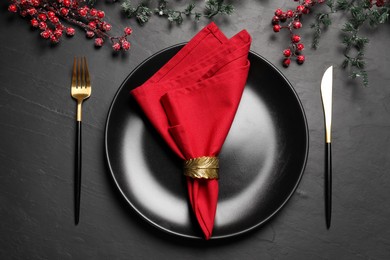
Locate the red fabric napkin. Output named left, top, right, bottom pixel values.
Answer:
left=130, top=22, right=251, bottom=239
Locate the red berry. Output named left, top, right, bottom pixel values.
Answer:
left=79, top=8, right=87, bottom=17
left=88, top=21, right=97, bottom=29
left=66, top=27, right=75, bottom=36
left=71, top=1, right=78, bottom=9
left=293, top=21, right=302, bottom=29
left=56, top=24, right=65, bottom=30
left=112, top=42, right=121, bottom=51
left=50, top=35, right=59, bottom=43
left=279, top=13, right=287, bottom=22
left=38, top=13, right=47, bottom=21
left=286, top=10, right=294, bottom=18
left=273, top=24, right=281, bottom=32
left=376, top=0, right=384, bottom=6
left=40, top=30, right=51, bottom=39
left=63, top=0, right=71, bottom=7
left=30, top=19, right=39, bottom=27
left=275, top=8, right=283, bottom=17
left=60, top=8, right=69, bottom=16
left=90, top=8, right=98, bottom=16
left=124, top=27, right=133, bottom=35
left=31, top=0, right=40, bottom=7
left=50, top=16, right=59, bottom=23
left=95, top=38, right=104, bottom=47
left=302, top=8, right=310, bottom=14
left=304, top=0, right=313, bottom=6
left=296, top=5, right=305, bottom=12
left=291, top=34, right=301, bottom=43
left=54, top=29, right=63, bottom=38
left=102, top=22, right=112, bottom=31
left=296, top=43, right=304, bottom=51
left=122, top=40, right=131, bottom=51
left=39, top=21, right=47, bottom=30
left=47, top=11, right=55, bottom=18
left=283, top=58, right=291, bottom=67
left=8, top=4, right=17, bottom=13
left=297, top=55, right=305, bottom=64
left=86, top=31, right=95, bottom=38
left=283, top=49, right=292, bottom=57
left=97, top=10, right=105, bottom=18
left=27, top=8, right=37, bottom=16
left=272, top=15, right=280, bottom=25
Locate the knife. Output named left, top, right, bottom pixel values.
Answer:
left=320, top=66, right=333, bottom=229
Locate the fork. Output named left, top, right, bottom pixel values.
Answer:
left=71, top=57, right=91, bottom=225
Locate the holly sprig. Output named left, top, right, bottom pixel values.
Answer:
left=121, top=0, right=234, bottom=25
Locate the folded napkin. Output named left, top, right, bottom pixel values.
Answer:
left=130, top=22, right=251, bottom=239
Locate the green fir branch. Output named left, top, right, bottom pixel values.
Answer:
left=204, top=0, right=234, bottom=18
left=121, top=0, right=234, bottom=25
left=339, top=0, right=376, bottom=87
left=312, top=0, right=390, bottom=87
left=121, top=0, right=153, bottom=24
left=154, top=1, right=202, bottom=24
left=311, top=12, right=332, bottom=49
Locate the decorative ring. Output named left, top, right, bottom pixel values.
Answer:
left=184, top=156, right=219, bottom=179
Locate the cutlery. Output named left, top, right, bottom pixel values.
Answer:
left=71, top=57, right=91, bottom=225
left=320, top=65, right=333, bottom=229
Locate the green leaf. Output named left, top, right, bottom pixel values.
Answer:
left=342, top=22, right=356, bottom=32
left=351, top=70, right=369, bottom=87
left=378, top=11, right=389, bottom=24
left=336, top=0, right=350, bottom=10
left=362, top=0, right=372, bottom=9
left=194, top=12, right=202, bottom=21
left=342, top=58, right=350, bottom=68
left=326, top=0, right=335, bottom=10
left=184, top=3, right=196, bottom=15
left=355, top=36, right=369, bottom=50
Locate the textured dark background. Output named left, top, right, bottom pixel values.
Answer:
left=1, top=1, right=390, bottom=259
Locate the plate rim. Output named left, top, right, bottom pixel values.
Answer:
left=104, top=43, right=309, bottom=239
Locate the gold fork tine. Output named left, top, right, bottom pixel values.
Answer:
left=77, top=57, right=82, bottom=88
left=81, top=57, right=85, bottom=88
left=84, top=57, right=91, bottom=88
left=72, top=57, right=77, bottom=88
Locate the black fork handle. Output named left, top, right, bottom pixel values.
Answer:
left=75, top=121, right=82, bottom=225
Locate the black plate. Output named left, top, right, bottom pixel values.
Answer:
left=105, top=44, right=309, bottom=239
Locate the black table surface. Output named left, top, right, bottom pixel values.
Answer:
left=1, top=1, right=390, bottom=259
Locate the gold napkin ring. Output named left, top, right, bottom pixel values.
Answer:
left=184, top=156, right=219, bottom=179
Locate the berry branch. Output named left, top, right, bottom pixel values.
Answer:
left=7, top=0, right=133, bottom=51
left=272, top=0, right=326, bottom=67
